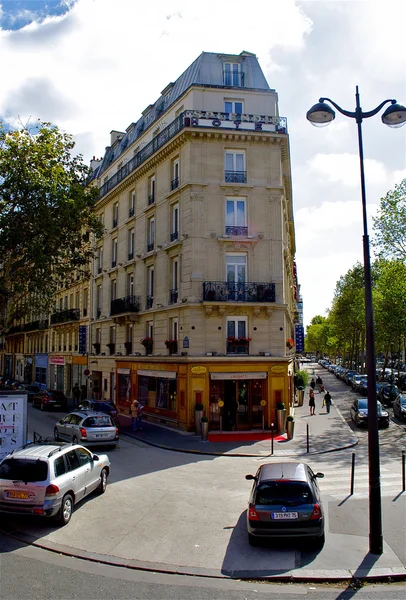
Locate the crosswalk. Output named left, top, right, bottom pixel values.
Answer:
left=311, top=461, right=405, bottom=500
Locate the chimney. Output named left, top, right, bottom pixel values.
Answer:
left=90, top=156, right=102, bottom=171
left=110, top=130, right=125, bottom=145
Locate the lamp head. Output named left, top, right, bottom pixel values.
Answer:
left=381, top=102, right=406, bottom=128
left=306, top=101, right=335, bottom=127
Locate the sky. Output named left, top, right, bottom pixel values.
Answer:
left=1, top=0, right=405, bottom=328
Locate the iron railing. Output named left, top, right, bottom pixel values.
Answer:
left=169, top=289, right=178, bottom=305
left=148, top=194, right=155, bottom=205
left=112, top=218, right=118, bottom=228
left=225, top=225, right=248, bottom=236
left=110, top=295, right=140, bottom=316
left=23, top=319, right=49, bottom=332
left=171, top=177, right=179, bottom=190
left=203, top=281, right=275, bottom=303
left=129, top=207, right=135, bottom=217
left=146, top=295, right=153, bottom=309
left=147, top=242, right=154, bottom=253
left=170, top=231, right=179, bottom=242
left=50, top=308, right=80, bottom=325
left=225, top=170, right=247, bottom=183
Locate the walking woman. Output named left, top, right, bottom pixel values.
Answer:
left=310, top=378, right=316, bottom=391
left=309, top=388, right=316, bottom=416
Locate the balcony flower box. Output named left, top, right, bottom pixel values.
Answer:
left=140, top=337, right=153, bottom=355
left=165, top=339, right=178, bottom=354
left=286, top=338, right=295, bottom=350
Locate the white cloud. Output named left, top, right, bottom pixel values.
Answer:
left=307, top=153, right=387, bottom=187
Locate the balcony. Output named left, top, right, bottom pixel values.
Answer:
left=225, top=170, right=247, bottom=184
left=225, top=225, right=248, bottom=237
left=110, top=295, right=140, bottom=316
left=128, top=252, right=134, bottom=261
left=107, top=342, right=115, bottom=356
left=227, top=342, right=250, bottom=354
left=171, top=177, right=179, bottom=190
left=147, top=242, right=154, bottom=253
left=112, top=218, right=118, bottom=228
left=129, top=207, right=135, bottom=218
left=146, top=295, right=153, bottom=309
left=93, top=342, right=101, bottom=355
left=50, top=308, right=80, bottom=325
left=170, top=231, right=179, bottom=242
left=23, top=319, right=49, bottom=332
left=148, top=194, right=155, bottom=206
left=203, top=282, right=275, bottom=303
left=169, top=289, right=178, bottom=305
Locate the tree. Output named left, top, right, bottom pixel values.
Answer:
left=372, top=179, right=406, bottom=262
left=0, top=121, right=103, bottom=328
left=305, top=316, right=330, bottom=355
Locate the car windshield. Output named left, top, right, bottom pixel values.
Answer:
left=0, top=458, right=48, bottom=481
left=255, top=481, right=313, bottom=506
left=399, top=396, right=406, bottom=406
left=358, top=400, right=368, bottom=409
left=83, top=416, right=112, bottom=428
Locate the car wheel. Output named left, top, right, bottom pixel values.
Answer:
left=248, top=533, right=259, bottom=547
left=57, top=493, right=74, bottom=526
left=54, top=428, right=60, bottom=441
left=96, top=468, right=108, bottom=495
left=72, top=436, right=78, bottom=445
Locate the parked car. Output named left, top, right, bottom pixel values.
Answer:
left=0, top=441, right=110, bottom=525
left=32, top=389, right=68, bottom=411
left=350, top=398, right=389, bottom=428
left=78, top=399, right=118, bottom=425
left=351, top=375, right=364, bottom=392
left=344, top=371, right=357, bottom=386
left=357, top=377, right=368, bottom=396
left=378, top=384, right=400, bottom=407
left=54, top=410, right=118, bottom=449
left=22, top=384, right=41, bottom=402
left=393, top=393, right=406, bottom=422
left=245, top=462, right=325, bottom=548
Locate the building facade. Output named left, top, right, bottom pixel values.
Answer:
left=1, top=51, right=299, bottom=432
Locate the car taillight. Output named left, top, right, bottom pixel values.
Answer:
left=79, top=427, right=87, bottom=437
left=45, top=484, right=59, bottom=496
left=115, top=427, right=119, bottom=436
left=310, top=503, right=322, bottom=520
left=248, top=504, right=260, bottom=521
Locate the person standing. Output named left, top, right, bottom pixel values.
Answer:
left=324, top=390, right=332, bottom=414
left=72, top=383, right=81, bottom=408
left=131, top=399, right=139, bottom=431
left=316, top=375, right=323, bottom=393
left=309, top=388, right=316, bottom=416
left=310, top=378, right=316, bottom=391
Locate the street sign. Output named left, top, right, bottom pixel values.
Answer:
left=79, top=325, right=87, bottom=354
left=183, top=336, right=190, bottom=348
left=295, top=325, right=304, bottom=353
left=84, top=369, right=90, bottom=376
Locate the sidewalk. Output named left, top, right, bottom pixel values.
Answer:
left=119, top=394, right=358, bottom=457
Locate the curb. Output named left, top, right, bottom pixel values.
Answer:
left=1, top=526, right=405, bottom=583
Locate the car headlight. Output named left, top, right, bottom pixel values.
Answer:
left=358, top=411, right=367, bottom=418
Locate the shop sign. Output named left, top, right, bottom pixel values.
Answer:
left=270, top=365, right=286, bottom=374
left=117, top=368, right=131, bottom=374
left=210, top=372, right=267, bottom=380
left=79, top=325, right=87, bottom=355
left=49, top=356, right=65, bottom=365
left=191, top=366, right=207, bottom=375
left=138, top=369, right=176, bottom=379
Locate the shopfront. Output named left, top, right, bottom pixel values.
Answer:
left=34, top=354, right=48, bottom=389
left=209, top=372, right=268, bottom=430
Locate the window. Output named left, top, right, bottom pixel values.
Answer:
left=147, top=320, right=153, bottom=339
left=112, top=238, right=117, bottom=267
left=111, top=279, right=117, bottom=302
left=112, top=203, right=118, bottom=228
left=128, top=228, right=135, bottom=260
left=83, top=289, right=88, bottom=317
left=127, top=273, right=134, bottom=297
left=97, top=285, right=102, bottom=318
left=227, top=317, right=247, bottom=347
left=65, top=450, right=80, bottom=472
left=226, top=254, right=247, bottom=283
left=171, top=159, right=179, bottom=190
left=147, top=266, right=154, bottom=308
left=109, top=325, right=116, bottom=344
left=223, top=62, right=243, bottom=86
left=147, top=217, right=155, bottom=252
left=225, top=151, right=246, bottom=183
left=224, top=100, right=244, bottom=114
left=75, top=448, right=92, bottom=466
left=225, top=198, right=247, bottom=236
left=96, top=328, right=101, bottom=343
left=170, top=317, right=178, bottom=341
left=129, top=190, right=135, bottom=217
left=75, top=291, right=80, bottom=309
left=148, top=175, right=155, bottom=205
left=97, top=246, right=103, bottom=274
left=99, top=212, right=105, bottom=226
left=170, top=258, right=179, bottom=304
left=170, top=203, right=179, bottom=241
left=64, top=295, right=68, bottom=309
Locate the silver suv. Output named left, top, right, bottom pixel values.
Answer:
left=0, top=442, right=110, bottom=525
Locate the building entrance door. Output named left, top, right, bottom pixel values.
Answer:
left=213, top=379, right=265, bottom=430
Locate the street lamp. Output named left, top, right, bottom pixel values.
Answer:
left=306, top=87, right=406, bottom=556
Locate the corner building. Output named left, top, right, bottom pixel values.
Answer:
left=89, top=51, right=297, bottom=432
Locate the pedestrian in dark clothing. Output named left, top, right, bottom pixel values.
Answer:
left=310, top=378, right=316, bottom=391
left=81, top=384, right=87, bottom=401
left=324, top=391, right=332, bottom=414
left=316, top=375, right=323, bottom=393
left=73, top=383, right=81, bottom=408
left=309, top=388, right=316, bottom=416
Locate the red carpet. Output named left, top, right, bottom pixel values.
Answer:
left=208, top=431, right=286, bottom=443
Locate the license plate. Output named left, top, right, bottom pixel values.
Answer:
left=271, top=512, right=298, bottom=520
left=8, top=490, right=29, bottom=499
left=95, top=433, right=108, bottom=438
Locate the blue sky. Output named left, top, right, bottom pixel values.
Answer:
left=1, top=0, right=405, bottom=327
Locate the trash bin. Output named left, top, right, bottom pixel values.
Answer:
left=296, top=387, right=304, bottom=407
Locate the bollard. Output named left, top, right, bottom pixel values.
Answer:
left=350, top=452, right=356, bottom=495
left=271, top=422, right=274, bottom=455
left=262, top=414, right=265, bottom=433
left=219, top=416, right=223, bottom=434
left=306, top=423, right=310, bottom=453
left=402, top=450, right=405, bottom=493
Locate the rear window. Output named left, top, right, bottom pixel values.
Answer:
left=83, top=416, right=112, bottom=428
left=255, top=481, right=314, bottom=506
left=0, top=458, right=48, bottom=482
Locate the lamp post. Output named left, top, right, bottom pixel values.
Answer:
left=306, top=87, right=406, bottom=555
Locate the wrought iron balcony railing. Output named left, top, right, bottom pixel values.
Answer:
left=148, top=194, right=155, bottom=205
left=129, top=207, right=135, bottom=217
left=169, top=289, right=178, bottom=305
left=225, top=170, right=247, bottom=184
left=112, top=218, right=118, bottom=228
left=146, top=295, right=153, bottom=309
left=147, top=242, right=154, bottom=252
left=170, top=231, right=179, bottom=242
left=111, top=260, right=117, bottom=268
left=171, top=177, right=179, bottom=190
left=23, top=319, right=49, bottom=332
left=128, top=251, right=134, bottom=261
left=225, top=225, right=248, bottom=236
left=50, top=308, right=80, bottom=325
left=203, top=281, right=275, bottom=303
left=227, top=343, right=250, bottom=354
left=110, top=295, right=140, bottom=316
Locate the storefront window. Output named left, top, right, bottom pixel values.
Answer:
left=138, top=375, right=177, bottom=411
left=117, top=372, right=131, bottom=404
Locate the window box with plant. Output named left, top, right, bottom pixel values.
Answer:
left=286, top=338, right=295, bottom=350
left=140, top=337, right=153, bottom=354
left=165, top=339, right=178, bottom=354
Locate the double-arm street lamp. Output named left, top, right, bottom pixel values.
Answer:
left=306, top=87, right=406, bottom=556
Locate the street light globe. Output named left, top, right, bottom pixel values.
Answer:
left=381, top=103, right=406, bottom=128
left=306, top=102, right=335, bottom=127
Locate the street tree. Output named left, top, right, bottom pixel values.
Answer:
left=0, top=121, right=103, bottom=329
left=372, top=178, right=406, bottom=262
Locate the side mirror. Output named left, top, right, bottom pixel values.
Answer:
left=315, top=472, right=324, bottom=479
left=92, top=454, right=99, bottom=461
left=245, top=474, right=255, bottom=481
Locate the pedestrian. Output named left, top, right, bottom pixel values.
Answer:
left=310, top=378, right=316, bottom=391
left=316, top=375, right=323, bottom=393
left=72, top=383, right=81, bottom=408
left=81, top=384, right=87, bottom=401
left=324, top=390, right=332, bottom=414
left=131, top=399, right=143, bottom=431
left=309, top=388, right=316, bottom=416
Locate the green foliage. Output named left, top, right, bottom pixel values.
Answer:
left=0, top=121, right=103, bottom=326
left=276, top=402, right=285, bottom=410
left=194, top=402, right=204, bottom=411
left=294, top=370, right=309, bottom=388
left=372, top=179, right=406, bottom=263
left=374, top=259, right=406, bottom=354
